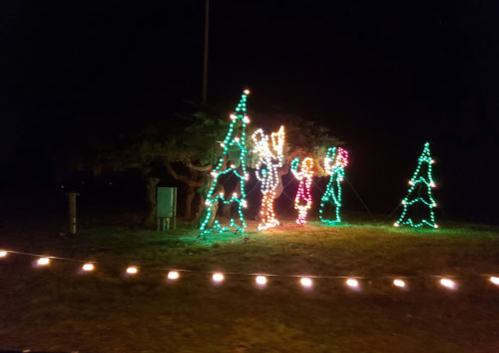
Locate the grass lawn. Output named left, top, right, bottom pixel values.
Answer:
left=1, top=215, right=499, bottom=353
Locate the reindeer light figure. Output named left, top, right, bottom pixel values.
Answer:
left=319, top=147, right=349, bottom=224
left=252, top=126, right=285, bottom=231
left=291, top=157, right=315, bottom=225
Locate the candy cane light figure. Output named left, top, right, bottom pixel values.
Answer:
left=291, top=157, right=315, bottom=225
left=319, top=147, right=349, bottom=224
left=252, top=126, right=285, bottom=231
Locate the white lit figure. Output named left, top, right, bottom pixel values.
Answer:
left=252, top=126, right=285, bottom=231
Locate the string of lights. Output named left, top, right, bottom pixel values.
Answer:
left=1, top=249, right=498, bottom=290
left=199, top=90, right=251, bottom=237
left=252, top=126, right=285, bottom=231
left=319, top=147, right=349, bottom=224
left=395, top=142, right=438, bottom=229
left=291, top=157, right=315, bottom=225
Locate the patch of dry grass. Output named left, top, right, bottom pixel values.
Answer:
left=0, top=217, right=498, bottom=352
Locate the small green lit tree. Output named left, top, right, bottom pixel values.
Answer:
left=394, top=142, right=438, bottom=229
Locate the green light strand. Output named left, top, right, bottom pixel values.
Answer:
left=394, top=142, right=438, bottom=229
left=199, top=91, right=250, bottom=237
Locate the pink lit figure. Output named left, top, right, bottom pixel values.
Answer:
left=291, top=157, right=314, bottom=225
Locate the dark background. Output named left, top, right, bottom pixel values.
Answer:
left=1, top=0, right=498, bottom=223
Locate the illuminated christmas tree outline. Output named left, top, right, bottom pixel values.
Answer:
left=394, top=142, right=438, bottom=229
left=291, top=157, right=314, bottom=225
left=252, top=126, right=285, bottom=231
left=199, top=91, right=250, bottom=236
left=319, top=147, right=349, bottom=224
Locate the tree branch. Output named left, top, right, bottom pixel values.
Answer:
left=184, top=158, right=214, bottom=172
left=166, top=163, right=205, bottom=187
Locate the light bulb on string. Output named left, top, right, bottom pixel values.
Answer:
left=346, top=278, right=359, bottom=288
left=126, top=267, right=138, bottom=274
left=393, top=279, right=406, bottom=288
left=213, top=273, right=224, bottom=282
left=37, top=257, right=50, bottom=266
left=255, top=276, right=267, bottom=285
left=168, top=271, right=180, bottom=280
left=440, top=278, right=456, bottom=289
left=300, top=277, right=313, bottom=287
left=0, top=250, right=7, bottom=258
left=82, top=263, right=94, bottom=272
left=490, top=276, right=499, bottom=285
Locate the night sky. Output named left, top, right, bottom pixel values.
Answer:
left=1, top=0, right=498, bottom=221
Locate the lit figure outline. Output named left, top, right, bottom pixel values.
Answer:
left=319, top=147, right=348, bottom=224
left=252, top=126, right=285, bottom=231
left=291, top=157, right=314, bottom=225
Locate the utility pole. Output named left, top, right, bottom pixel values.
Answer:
left=68, top=192, right=78, bottom=235
left=202, top=0, right=210, bottom=105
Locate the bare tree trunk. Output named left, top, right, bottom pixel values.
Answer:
left=143, top=177, right=160, bottom=228
left=275, top=162, right=291, bottom=199
left=165, top=162, right=205, bottom=222
left=193, top=194, right=205, bottom=225
left=185, top=185, right=195, bottom=219
left=222, top=202, right=231, bottom=218
left=197, top=199, right=219, bottom=229
left=222, top=180, right=240, bottom=218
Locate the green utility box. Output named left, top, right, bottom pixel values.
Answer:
left=157, top=187, right=177, bottom=231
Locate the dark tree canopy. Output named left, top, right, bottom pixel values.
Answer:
left=75, top=105, right=342, bottom=227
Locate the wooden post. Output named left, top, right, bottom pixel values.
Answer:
left=68, top=192, right=78, bottom=235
